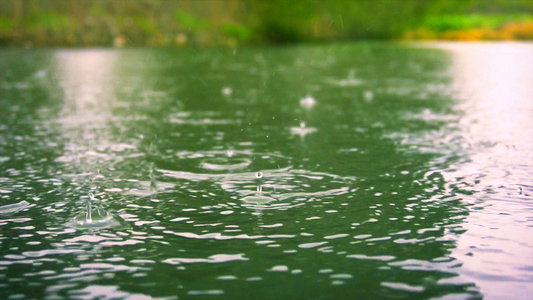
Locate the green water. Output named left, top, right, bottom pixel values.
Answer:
left=0, top=43, right=531, bottom=299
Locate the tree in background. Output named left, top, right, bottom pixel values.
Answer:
left=0, top=0, right=531, bottom=47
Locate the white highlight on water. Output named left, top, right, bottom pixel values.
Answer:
left=222, top=87, right=232, bottom=96
left=290, top=121, right=317, bottom=137
left=300, top=96, right=316, bottom=109
left=364, top=90, right=374, bottom=102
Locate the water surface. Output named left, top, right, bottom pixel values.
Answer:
left=0, top=42, right=531, bottom=299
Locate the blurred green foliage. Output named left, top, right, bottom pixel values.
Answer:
left=24, top=11, right=70, bottom=32
left=0, top=0, right=531, bottom=47
left=0, top=16, right=16, bottom=31
left=221, top=23, right=251, bottom=42
left=423, top=14, right=533, bottom=32
left=175, top=10, right=210, bottom=31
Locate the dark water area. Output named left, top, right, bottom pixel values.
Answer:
left=0, top=42, right=531, bottom=299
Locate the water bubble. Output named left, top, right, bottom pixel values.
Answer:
left=256, top=172, right=263, bottom=179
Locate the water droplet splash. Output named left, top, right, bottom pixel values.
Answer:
left=66, top=193, right=121, bottom=229
left=242, top=171, right=276, bottom=206
left=290, top=121, right=317, bottom=137
left=300, top=96, right=316, bottom=109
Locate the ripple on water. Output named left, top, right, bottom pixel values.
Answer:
left=166, top=149, right=290, bottom=175
left=169, top=111, right=237, bottom=126
left=200, top=153, right=252, bottom=171
left=67, top=285, right=155, bottom=299
left=381, top=282, right=425, bottom=293
left=0, top=200, right=30, bottom=215
left=162, top=253, right=248, bottom=265
left=159, top=164, right=353, bottom=212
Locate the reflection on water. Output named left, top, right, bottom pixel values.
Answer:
left=433, top=42, right=533, bottom=299
left=0, top=200, right=30, bottom=215
left=0, top=43, right=531, bottom=299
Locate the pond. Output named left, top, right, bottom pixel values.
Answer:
left=0, top=42, right=531, bottom=299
